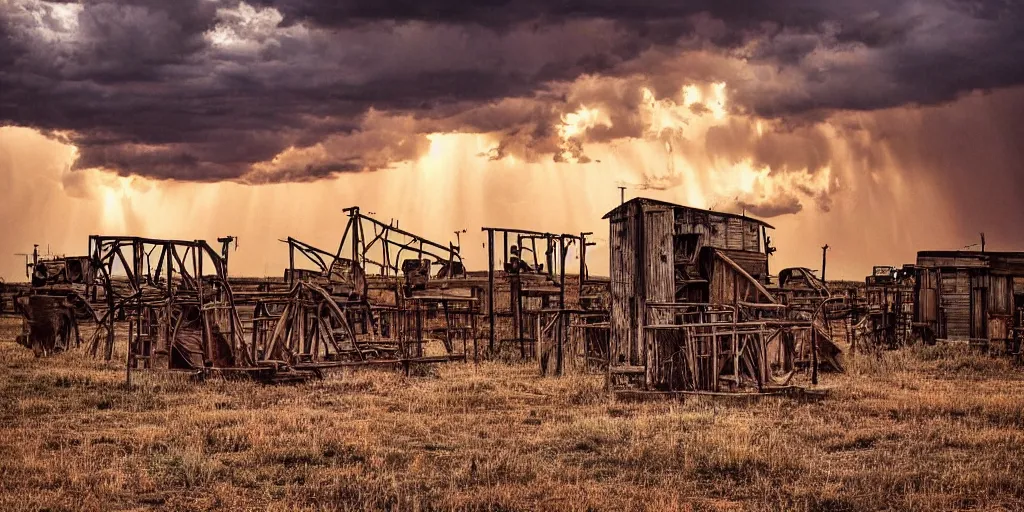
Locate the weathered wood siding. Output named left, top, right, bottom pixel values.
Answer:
left=609, top=205, right=638, bottom=366
left=990, top=276, right=1012, bottom=314
left=971, top=274, right=987, bottom=340
left=642, top=207, right=675, bottom=388
left=709, top=256, right=736, bottom=305
left=918, top=252, right=1024, bottom=342
left=717, top=249, right=768, bottom=280
left=940, top=270, right=970, bottom=339
left=916, top=268, right=939, bottom=325
left=673, top=207, right=766, bottom=254
left=605, top=198, right=775, bottom=390
left=725, top=217, right=743, bottom=250
left=643, top=208, right=675, bottom=304
left=987, top=275, right=1012, bottom=340
left=705, top=250, right=775, bottom=305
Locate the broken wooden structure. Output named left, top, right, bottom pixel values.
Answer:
left=480, top=227, right=608, bottom=375
left=775, top=267, right=830, bottom=311
left=855, top=265, right=916, bottom=350
left=603, top=198, right=841, bottom=395
left=914, top=251, right=1024, bottom=355
left=273, top=207, right=479, bottom=370
left=82, top=235, right=313, bottom=381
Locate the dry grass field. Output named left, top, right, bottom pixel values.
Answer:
left=2, top=317, right=1024, bottom=511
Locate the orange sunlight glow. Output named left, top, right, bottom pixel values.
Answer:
left=0, top=78, right=970, bottom=281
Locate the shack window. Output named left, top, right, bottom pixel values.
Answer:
left=673, top=234, right=700, bottom=262
left=743, top=222, right=761, bottom=252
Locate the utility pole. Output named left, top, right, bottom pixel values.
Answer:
left=617, top=186, right=626, bottom=205
left=980, top=232, right=986, bottom=252
left=820, top=244, right=830, bottom=283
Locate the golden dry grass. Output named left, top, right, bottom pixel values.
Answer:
left=1, top=317, right=1024, bottom=511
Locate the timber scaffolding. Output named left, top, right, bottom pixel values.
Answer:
left=481, top=227, right=609, bottom=375
left=13, top=228, right=476, bottom=383
left=80, top=235, right=330, bottom=382
left=850, top=265, right=916, bottom=351
left=6, top=207, right=610, bottom=383
left=271, top=206, right=479, bottom=372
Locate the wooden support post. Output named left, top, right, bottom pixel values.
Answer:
left=811, top=325, right=819, bottom=385
left=103, top=247, right=116, bottom=362
left=545, top=238, right=554, bottom=280
left=529, top=237, right=538, bottom=271
left=443, top=299, right=451, bottom=354
left=535, top=315, right=542, bottom=372
left=126, top=317, right=133, bottom=389
left=471, top=298, right=478, bottom=365
left=194, top=245, right=207, bottom=363
left=820, top=244, right=830, bottom=283
left=486, top=229, right=495, bottom=354
left=417, top=302, right=424, bottom=358
left=579, top=233, right=586, bottom=296
left=755, top=327, right=764, bottom=393
left=351, top=207, right=360, bottom=267
left=557, top=236, right=566, bottom=376
left=134, top=241, right=144, bottom=368
left=299, top=302, right=308, bottom=356
left=165, top=243, right=173, bottom=368
left=512, top=275, right=523, bottom=359
left=579, top=232, right=591, bottom=294
left=732, top=311, right=739, bottom=389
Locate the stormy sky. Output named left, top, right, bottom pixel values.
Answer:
left=1, top=0, right=1023, bottom=279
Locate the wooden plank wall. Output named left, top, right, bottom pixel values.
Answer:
left=716, top=249, right=768, bottom=281
left=916, top=269, right=939, bottom=325
left=725, top=217, right=743, bottom=250
left=916, top=254, right=1024, bottom=342
left=707, top=253, right=773, bottom=305
left=986, top=275, right=1012, bottom=340
left=642, top=207, right=675, bottom=388
left=971, top=275, right=987, bottom=340
left=675, top=209, right=764, bottom=254
left=608, top=204, right=638, bottom=366
left=643, top=208, right=675, bottom=304
left=940, top=270, right=970, bottom=339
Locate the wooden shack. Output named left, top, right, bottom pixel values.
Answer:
left=603, top=198, right=788, bottom=392
left=915, top=251, right=1024, bottom=351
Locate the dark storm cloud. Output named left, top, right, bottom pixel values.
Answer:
left=737, top=194, right=804, bottom=218
left=0, top=0, right=1022, bottom=183
left=252, top=0, right=893, bottom=30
